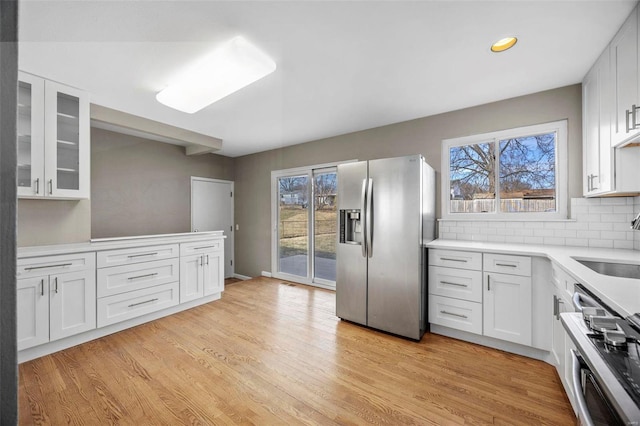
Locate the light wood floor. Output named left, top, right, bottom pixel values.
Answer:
left=19, top=277, right=575, bottom=425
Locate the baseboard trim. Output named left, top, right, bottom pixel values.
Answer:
left=261, top=271, right=272, bottom=277
left=233, top=273, right=251, bottom=280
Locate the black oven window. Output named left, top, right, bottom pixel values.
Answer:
left=584, top=372, right=624, bottom=425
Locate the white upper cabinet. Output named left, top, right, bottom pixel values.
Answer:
left=17, top=72, right=90, bottom=199
left=582, top=47, right=613, bottom=196
left=610, top=7, right=640, bottom=147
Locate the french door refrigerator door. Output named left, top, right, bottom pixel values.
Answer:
left=367, top=155, right=424, bottom=340
left=336, top=160, right=368, bottom=325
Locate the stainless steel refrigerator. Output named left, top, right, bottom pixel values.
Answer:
left=336, top=155, right=435, bottom=340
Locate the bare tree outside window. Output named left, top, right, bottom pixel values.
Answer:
left=449, top=132, right=557, bottom=214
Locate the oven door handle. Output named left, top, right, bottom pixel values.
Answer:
left=573, top=291, right=599, bottom=312
left=571, top=349, right=595, bottom=426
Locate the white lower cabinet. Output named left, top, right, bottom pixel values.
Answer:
left=17, top=277, right=49, bottom=351
left=483, top=272, right=532, bottom=346
left=180, top=241, right=224, bottom=303
left=429, top=295, right=482, bottom=334
left=428, top=249, right=533, bottom=347
left=97, top=282, right=179, bottom=327
left=17, top=254, right=96, bottom=351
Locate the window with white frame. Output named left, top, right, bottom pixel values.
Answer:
left=442, top=120, right=567, bottom=220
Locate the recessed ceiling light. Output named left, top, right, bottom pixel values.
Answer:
left=156, top=36, right=277, bottom=113
left=491, top=37, right=518, bottom=53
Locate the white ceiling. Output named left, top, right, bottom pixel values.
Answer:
left=18, top=0, right=637, bottom=157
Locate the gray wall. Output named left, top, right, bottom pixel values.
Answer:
left=233, top=84, right=582, bottom=278
left=91, top=128, right=234, bottom=238
left=17, top=128, right=234, bottom=245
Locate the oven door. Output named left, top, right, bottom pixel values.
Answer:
left=571, top=349, right=624, bottom=426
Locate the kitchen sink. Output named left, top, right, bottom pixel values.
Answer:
left=573, top=258, right=640, bottom=280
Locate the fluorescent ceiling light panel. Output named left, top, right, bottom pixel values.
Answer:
left=156, top=36, right=276, bottom=113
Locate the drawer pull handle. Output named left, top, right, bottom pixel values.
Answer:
left=193, top=245, right=217, bottom=250
left=128, top=298, right=159, bottom=308
left=127, top=273, right=158, bottom=281
left=24, top=263, right=72, bottom=271
left=127, top=252, right=158, bottom=259
left=495, top=263, right=517, bottom=267
left=40, top=279, right=44, bottom=296
left=440, top=257, right=467, bottom=263
left=440, top=281, right=468, bottom=287
left=440, top=310, right=468, bottom=319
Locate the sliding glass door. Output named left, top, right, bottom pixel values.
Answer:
left=272, top=165, right=337, bottom=289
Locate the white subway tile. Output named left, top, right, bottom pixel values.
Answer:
left=580, top=230, right=602, bottom=239
left=614, top=222, right=633, bottom=232
left=534, top=229, right=557, bottom=237
left=487, top=235, right=507, bottom=243
left=439, top=226, right=450, bottom=234
left=440, top=232, right=458, bottom=240
left=589, top=239, right=614, bottom=249
left=544, top=222, right=567, bottom=230
left=543, top=237, right=566, bottom=246
left=608, top=214, right=630, bottom=223
left=614, top=240, right=634, bottom=250
left=565, top=238, right=589, bottom=247
left=575, top=214, right=601, bottom=223
left=496, top=228, right=515, bottom=236
left=505, top=222, right=523, bottom=229
left=614, top=205, right=634, bottom=214
left=601, top=198, right=629, bottom=206
left=588, top=205, right=614, bottom=214
left=513, top=228, right=535, bottom=237
left=565, top=221, right=589, bottom=230
left=504, top=236, right=525, bottom=244
left=524, top=236, right=544, bottom=244
left=584, top=198, right=601, bottom=206
left=487, top=222, right=506, bottom=228
left=471, top=234, right=488, bottom=242
left=607, top=231, right=629, bottom=241
left=589, top=222, right=613, bottom=231
left=572, top=198, right=591, bottom=206
left=524, top=222, right=544, bottom=229
left=555, top=229, right=578, bottom=238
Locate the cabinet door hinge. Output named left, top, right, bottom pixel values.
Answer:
left=230, top=191, right=233, bottom=197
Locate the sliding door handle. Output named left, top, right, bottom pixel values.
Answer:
left=366, top=178, right=373, bottom=258
left=361, top=179, right=367, bottom=258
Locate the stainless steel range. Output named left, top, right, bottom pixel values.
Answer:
left=563, top=284, right=640, bottom=425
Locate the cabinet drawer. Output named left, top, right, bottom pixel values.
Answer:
left=483, top=253, right=531, bottom=277
left=428, top=249, right=482, bottom=271
left=18, top=252, right=95, bottom=279
left=180, top=239, right=223, bottom=256
left=428, top=266, right=482, bottom=303
left=97, top=258, right=179, bottom=298
left=428, top=295, right=482, bottom=335
left=97, top=282, right=179, bottom=327
left=97, top=244, right=179, bottom=268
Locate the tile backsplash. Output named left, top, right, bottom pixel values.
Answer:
left=438, top=196, right=640, bottom=251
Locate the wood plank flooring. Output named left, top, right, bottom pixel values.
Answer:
left=19, top=277, right=575, bottom=425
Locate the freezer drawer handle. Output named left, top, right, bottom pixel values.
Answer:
left=440, top=310, right=468, bottom=319
left=128, top=298, right=159, bottom=308
left=440, top=280, right=468, bottom=288
left=495, top=263, right=517, bottom=268
left=440, top=257, right=467, bottom=263
left=127, top=252, right=158, bottom=259
left=127, top=273, right=158, bottom=281
left=24, top=263, right=72, bottom=271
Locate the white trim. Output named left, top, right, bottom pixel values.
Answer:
left=441, top=120, right=568, bottom=221
left=233, top=273, right=251, bottom=281
left=261, top=271, right=272, bottom=277
left=190, top=176, right=235, bottom=278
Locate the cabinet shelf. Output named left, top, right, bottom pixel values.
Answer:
left=57, top=139, right=78, bottom=147
left=57, top=167, right=78, bottom=173
left=57, top=112, right=79, bottom=121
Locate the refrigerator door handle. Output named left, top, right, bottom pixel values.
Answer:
left=361, top=178, right=368, bottom=258
left=366, top=178, right=373, bottom=258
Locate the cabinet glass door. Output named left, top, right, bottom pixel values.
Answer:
left=55, top=92, right=81, bottom=191
left=44, top=81, right=89, bottom=198
left=16, top=73, right=44, bottom=197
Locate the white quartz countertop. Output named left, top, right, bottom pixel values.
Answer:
left=426, top=239, right=640, bottom=318
left=18, top=231, right=225, bottom=258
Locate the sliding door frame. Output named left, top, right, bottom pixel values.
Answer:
left=270, top=160, right=354, bottom=289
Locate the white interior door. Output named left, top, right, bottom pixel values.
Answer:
left=191, top=177, right=234, bottom=278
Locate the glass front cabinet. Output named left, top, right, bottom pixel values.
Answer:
left=17, top=72, right=90, bottom=199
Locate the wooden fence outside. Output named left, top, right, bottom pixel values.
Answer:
left=450, top=199, right=555, bottom=213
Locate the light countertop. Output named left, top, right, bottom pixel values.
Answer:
left=426, top=239, right=640, bottom=318
left=18, top=231, right=225, bottom=258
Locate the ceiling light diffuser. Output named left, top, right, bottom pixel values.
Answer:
left=156, top=36, right=276, bottom=113
left=491, top=37, right=517, bottom=53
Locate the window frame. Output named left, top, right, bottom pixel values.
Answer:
left=441, top=120, right=568, bottom=221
